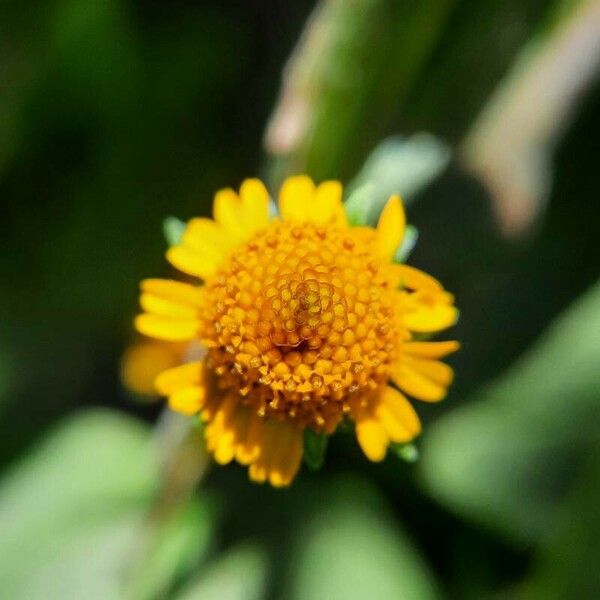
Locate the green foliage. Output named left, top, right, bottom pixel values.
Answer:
left=175, top=545, right=268, bottom=600
left=163, top=216, right=187, bottom=248
left=395, top=225, right=419, bottom=263
left=0, top=344, right=14, bottom=413
left=287, top=477, right=439, bottom=600
left=303, top=429, right=329, bottom=471
left=421, top=279, right=600, bottom=542
left=0, top=410, right=216, bottom=600
left=345, top=134, right=451, bottom=225
left=344, top=183, right=376, bottom=227
left=391, top=442, right=420, bottom=464
left=270, top=0, right=457, bottom=182
left=124, top=500, right=217, bottom=600
left=0, top=411, right=155, bottom=598
left=516, top=445, right=600, bottom=599
left=1, top=0, right=599, bottom=598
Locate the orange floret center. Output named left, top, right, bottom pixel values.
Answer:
left=200, top=222, right=405, bottom=433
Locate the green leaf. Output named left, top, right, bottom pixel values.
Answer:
left=344, top=135, right=450, bottom=227
left=516, top=443, right=600, bottom=599
left=395, top=224, right=419, bottom=263
left=303, top=429, right=328, bottom=471
left=0, top=409, right=219, bottom=600
left=462, top=0, right=600, bottom=235
left=391, top=442, right=420, bottom=463
left=344, top=183, right=376, bottom=226
left=163, top=216, right=186, bottom=247
left=175, top=544, right=268, bottom=600
left=124, top=498, right=217, bottom=600
left=268, top=198, right=279, bottom=219
left=264, top=1, right=455, bottom=182
left=420, top=279, right=600, bottom=542
left=287, top=476, right=440, bottom=600
left=0, top=409, right=157, bottom=599
left=0, top=343, right=14, bottom=413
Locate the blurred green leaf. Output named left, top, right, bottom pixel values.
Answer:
left=0, top=409, right=219, bottom=599
left=0, top=344, right=14, bottom=413
left=268, top=198, right=279, bottom=219
left=264, top=0, right=456, bottom=183
left=175, top=544, right=268, bottom=600
left=49, top=0, right=140, bottom=122
left=346, top=134, right=451, bottom=225
left=344, top=183, right=375, bottom=226
left=0, top=409, right=156, bottom=535
left=516, top=443, right=600, bottom=599
left=124, top=498, right=217, bottom=600
left=420, top=279, right=600, bottom=542
left=12, top=512, right=147, bottom=600
left=303, top=429, right=328, bottom=471
left=461, top=0, right=600, bottom=235
left=391, top=442, right=420, bottom=464
left=288, top=476, right=439, bottom=600
left=395, top=224, right=419, bottom=263
left=163, top=216, right=187, bottom=248
left=0, top=410, right=157, bottom=598
left=403, top=0, right=551, bottom=140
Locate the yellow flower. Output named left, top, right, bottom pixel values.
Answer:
left=120, top=339, right=203, bottom=398
left=134, top=176, right=459, bottom=486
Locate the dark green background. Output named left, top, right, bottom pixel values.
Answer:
left=1, top=1, right=599, bottom=598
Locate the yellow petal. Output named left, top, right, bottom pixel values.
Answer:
left=168, top=386, right=205, bottom=416
left=141, top=279, right=204, bottom=307
left=376, top=387, right=421, bottom=443
left=390, top=264, right=443, bottom=291
left=402, top=340, right=460, bottom=359
left=182, top=218, right=234, bottom=256
left=135, top=314, right=199, bottom=341
left=247, top=418, right=303, bottom=487
left=120, top=341, right=184, bottom=396
left=166, top=245, right=221, bottom=280
left=403, top=297, right=459, bottom=332
left=248, top=462, right=267, bottom=484
left=200, top=392, right=224, bottom=423
left=154, top=361, right=204, bottom=395
left=355, top=417, right=388, bottom=462
left=212, top=181, right=271, bottom=245
left=213, top=187, right=246, bottom=242
left=248, top=419, right=277, bottom=484
left=234, top=410, right=262, bottom=465
left=205, top=395, right=238, bottom=464
left=308, top=180, right=346, bottom=225
left=245, top=412, right=268, bottom=461
left=268, top=423, right=303, bottom=487
left=376, top=195, right=405, bottom=261
left=279, top=175, right=315, bottom=222
left=333, top=206, right=349, bottom=225
left=392, top=357, right=454, bottom=402
left=413, top=358, right=454, bottom=386
left=140, top=295, right=198, bottom=319
left=205, top=401, right=263, bottom=467
left=239, top=178, right=270, bottom=232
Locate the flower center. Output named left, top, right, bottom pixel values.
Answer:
left=264, top=270, right=347, bottom=350
left=201, top=222, right=402, bottom=432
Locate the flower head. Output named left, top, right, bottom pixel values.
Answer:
left=134, top=176, right=458, bottom=486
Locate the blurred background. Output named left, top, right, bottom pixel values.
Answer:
left=1, top=0, right=599, bottom=598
